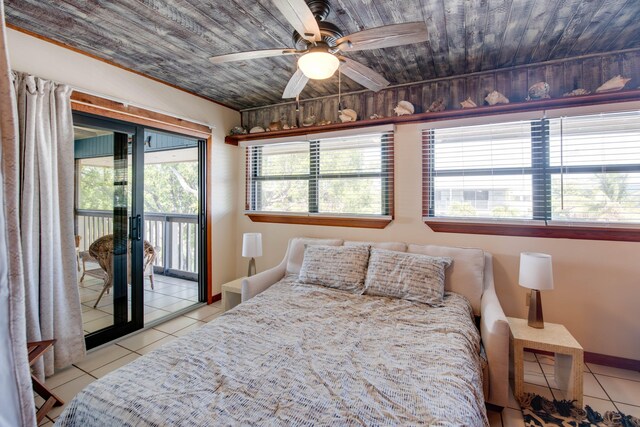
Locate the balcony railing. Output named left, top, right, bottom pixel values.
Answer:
left=76, top=209, right=199, bottom=280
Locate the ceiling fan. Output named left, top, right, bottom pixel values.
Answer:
left=209, top=0, right=428, bottom=99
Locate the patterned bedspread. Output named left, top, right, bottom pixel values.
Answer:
left=57, top=276, right=488, bottom=426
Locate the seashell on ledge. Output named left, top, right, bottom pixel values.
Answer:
left=249, top=126, right=265, bottom=134
left=596, top=75, right=631, bottom=93
left=563, top=88, right=590, bottom=97
left=526, top=82, right=550, bottom=101
left=339, top=108, right=357, bottom=123
left=460, top=97, right=477, bottom=109
left=394, top=100, right=415, bottom=116
left=485, top=90, right=509, bottom=105
left=428, top=98, right=446, bottom=112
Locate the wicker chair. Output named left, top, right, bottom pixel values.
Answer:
left=88, top=234, right=157, bottom=308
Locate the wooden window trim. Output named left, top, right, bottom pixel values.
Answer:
left=245, top=132, right=394, bottom=228
left=71, top=91, right=211, bottom=139
left=421, top=116, right=640, bottom=242
left=424, top=220, right=640, bottom=242
left=247, top=213, right=392, bottom=229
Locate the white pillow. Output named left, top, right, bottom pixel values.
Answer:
left=407, top=244, right=485, bottom=313
left=298, top=245, right=370, bottom=293
left=364, top=248, right=452, bottom=306
left=285, top=238, right=343, bottom=275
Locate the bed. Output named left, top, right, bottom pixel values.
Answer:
left=57, top=238, right=509, bottom=426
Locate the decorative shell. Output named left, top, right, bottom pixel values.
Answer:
left=339, top=108, right=357, bottom=123
left=282, top=123, right=291, bottom=130
left=302, top=115, right=316, bottom=127
left=428, top=98, right=446, bottom=112
left=563, top=88, right=590, bottom=97
left=460, top=97, right=477, bottom=109
left=317, top=119, right=332, bottom=126
left=596, top=75, right=631, bottom=93
left=249, top=126, right=265, bottom=134
left=394, top=100, right=415, bottom=116
left=485, top=90, right=509, bottom=105
left=229, top=126, right=247, bottom=136
left=267, top=120, right=282, bottom=131
left=526, top=82, right=550, bottom=101
left=369, top=114, right=383, bottom=120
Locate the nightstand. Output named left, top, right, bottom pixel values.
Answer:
left=222, top=277, right=245, bottom=312
left=507, top=317, right=584, bottom=407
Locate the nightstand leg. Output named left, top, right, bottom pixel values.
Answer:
left=555, top=352, right=583, bottom=408
left=513, top=342, right=525, bottom=400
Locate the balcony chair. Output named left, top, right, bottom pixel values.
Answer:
left=88, top=234, right=157, bottom=309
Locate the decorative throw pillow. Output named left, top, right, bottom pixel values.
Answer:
left=364, top=248, right=452, bottom=306
left=298, top=245, right=370, bottom=293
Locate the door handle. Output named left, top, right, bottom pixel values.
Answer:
left=136, top=215, right=142, bottom=240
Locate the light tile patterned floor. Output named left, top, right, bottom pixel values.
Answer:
left=37, top=302, right=222, bottom=425
left=37, top=311, right=640, bottom=426
left=489, top=352, right=640, bottom=427
left=78, top=264, right=199, bottom=334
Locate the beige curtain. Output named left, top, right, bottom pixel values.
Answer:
left=12, top=70, right=86, bottom=377
left=0, top=1, right=36, bottom=425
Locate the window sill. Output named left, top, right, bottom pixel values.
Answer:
left=247, top=213, right=392, bottom=229
left=424, top=220, right=640, bottom=242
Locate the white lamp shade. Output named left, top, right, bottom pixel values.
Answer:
left=298, top=51, right=340, bottom=80
left=242, top=233, right=262, bottom=258
left=519, top=252, right=554, bottom=290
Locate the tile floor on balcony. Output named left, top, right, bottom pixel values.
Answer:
left=78, top=262, right=200, bottom=334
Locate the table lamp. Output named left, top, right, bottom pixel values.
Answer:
left=519, top=252, right=554, bottom=329
left=242, top=233, right=262, bottom=277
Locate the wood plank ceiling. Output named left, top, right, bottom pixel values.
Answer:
left=5, top=0, right=640, bottom=110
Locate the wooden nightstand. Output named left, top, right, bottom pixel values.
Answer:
left=222, top=277, right=245, bottom=312
left=507, top=317, right=584, bottom=407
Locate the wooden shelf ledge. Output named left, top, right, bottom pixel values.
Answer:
left=226, top=89, right=640, bottom=145
left=247, top=214, right=392, bottom=229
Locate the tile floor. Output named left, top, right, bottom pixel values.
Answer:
left=489, top=351, right=640, bottom=427
left=37, top=302, right=223, bottom=426
left=78, top=264, right=199, bottom=334
left=35, top=303, right=640, bottom=426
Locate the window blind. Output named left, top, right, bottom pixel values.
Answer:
left=246, top=131, right=394, bottom=218
left=423, top=110, right=640, bottom=227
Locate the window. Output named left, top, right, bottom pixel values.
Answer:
left=423, top=110, right=640, bottom=241
left=245, top=130, right=394, bottom=227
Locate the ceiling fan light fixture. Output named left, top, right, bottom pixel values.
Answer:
left=298, top=50, right=339, bottom=80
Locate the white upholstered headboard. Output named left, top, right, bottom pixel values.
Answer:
left=283, top=237, right=488, bottom=315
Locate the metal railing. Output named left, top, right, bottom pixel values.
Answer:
left=76, top=210, right=198, bottom=280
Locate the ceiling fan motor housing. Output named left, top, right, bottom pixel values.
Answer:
left=293, top=20, right=344, bottom=50
left=292, top=0, right=344, bottom=50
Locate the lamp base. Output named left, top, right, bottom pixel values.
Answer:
left=247, top=257, right=256, bottom=277
left=528, top=289, right=544, bottom=328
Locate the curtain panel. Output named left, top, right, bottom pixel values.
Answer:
left=12, top=71, right=86, bottom=378
left=0, top=0, right=36, bottom=425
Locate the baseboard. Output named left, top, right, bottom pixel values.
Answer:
left=209, top=293, right=221, bottom=304
left=527, top=348, right=640, bottom=371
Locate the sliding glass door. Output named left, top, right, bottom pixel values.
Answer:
left=73, top=113, right=206, bottom=348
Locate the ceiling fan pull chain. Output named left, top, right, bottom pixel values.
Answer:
left=295, top=94, right=301, bottom=128
left=338, top=68, right=342, bottom=115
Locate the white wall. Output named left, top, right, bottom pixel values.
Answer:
left=238, top=117, right=640, bottom=362
left=6, top=29, right=242, bottom=296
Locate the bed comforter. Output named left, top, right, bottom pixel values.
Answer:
left=57, top=276, right=488, bottom=426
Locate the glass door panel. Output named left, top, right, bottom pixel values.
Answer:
left=73, top=115, right=142, bottom=348
left=141, top=130, right=204, bottom=323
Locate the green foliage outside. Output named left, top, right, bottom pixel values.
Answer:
left=79, top=161, right=198, bottom=215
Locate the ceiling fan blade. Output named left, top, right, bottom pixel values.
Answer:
left=272, top=0, right=321, bottom=42
left=282, top=69, right=310, bottom=99
left=339, top=57, right=389, bottom=92
left=209, top=48, right=298, bottom=64
left=336, top=22, right=428, bottom=52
